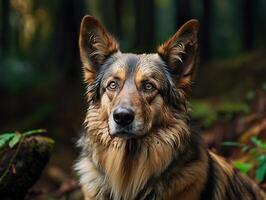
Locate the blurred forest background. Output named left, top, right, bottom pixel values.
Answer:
left=0, top=0, right=266, bottom=199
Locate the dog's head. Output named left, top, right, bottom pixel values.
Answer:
left=79, top=15, right=198, bottom=140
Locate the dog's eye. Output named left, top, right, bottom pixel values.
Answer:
left=107, top=81, right=118, bottom=90
left=143, top=82, right=154, bottom=91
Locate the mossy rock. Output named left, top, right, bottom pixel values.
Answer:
left=0, top=136, right=54, bottom=199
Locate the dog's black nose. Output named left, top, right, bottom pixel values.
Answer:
left=113, top=107, right=134, bottom=126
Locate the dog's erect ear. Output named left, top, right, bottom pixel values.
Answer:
left=79, top=15, right=119, bottom=83
left=157, top=19, right=199, bottom=87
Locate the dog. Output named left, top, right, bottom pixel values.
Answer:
left=75, top=15, right=266, bottom=200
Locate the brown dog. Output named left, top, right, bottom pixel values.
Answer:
left=75, top=15, right=266, bottom=200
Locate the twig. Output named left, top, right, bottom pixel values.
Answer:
left=0, top=135, right=25, bottom=183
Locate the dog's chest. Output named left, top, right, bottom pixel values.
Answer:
left=83, top=162, right=159, bottom=200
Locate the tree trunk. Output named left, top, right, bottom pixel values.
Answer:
left=200, top=0, right=211, bottom=61
left=243, top=0, right=253, bottom=51
left=176, top=0, right=191, bottom=27
left=0, top=0, right=10, bottom=57
left=114, top=0, right=123, bottom=37
left=134, top=0, right=155, bottom=51
left=99, top=0, right=123, bottom=37
left=53, top=0, right=86, bottom=81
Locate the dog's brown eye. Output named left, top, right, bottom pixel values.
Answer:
left=143, top=82, right=154, bottom=91
left=107, top=81, right=118, bottom=90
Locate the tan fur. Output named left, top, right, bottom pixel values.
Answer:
left=165, top=147, right=209, bottom=200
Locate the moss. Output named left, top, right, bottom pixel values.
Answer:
left=0, top=136, right=55, bottom=199
left=32, top=136, right=55, bottom=154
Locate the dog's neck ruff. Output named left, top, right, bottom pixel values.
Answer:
left=77, top=105, right=190, bottom=199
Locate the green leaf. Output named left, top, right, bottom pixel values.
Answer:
left=216, top=101, right=250, bottom=114
left=249, top=147, right=257, bottom=155
left=260, top=143, right=266, bottom=149
left=257, top=155, right=266, bottom=163
left=256, top=154, right=266, bottom=182
left=223, top=141, right=241, bottom=147
left=251, top=136, right=261, bottom=147
left=23, top=129, right=46, bottom=137
left=0, top=132, right=15, bottom=138
left=0, top=133, right=16, bottom=150
left=256, top=161, right=266, bottom=182
left=233, top=161, right=253, bottom=175
left=8, top=133, right=22, bottom=148
left=241, top=145, right=250, bottom=152
left=191, top=100, right=218, bottom=128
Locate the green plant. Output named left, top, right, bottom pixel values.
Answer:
left=0, top=129, right=47, bottom=184
left=191, top=100, right=218, bottom=128
left=223, top=136, right=266, bottom=182
left=191, top=100, right=250, bottom=128
left=0, top=129, right=46, bottom=150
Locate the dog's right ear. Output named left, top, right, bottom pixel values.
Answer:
left=79, top=15, right=119, bottom=83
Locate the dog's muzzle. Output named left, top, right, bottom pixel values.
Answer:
left=110, top=107, right=137, bottom=138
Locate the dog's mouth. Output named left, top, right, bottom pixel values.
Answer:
left=110, top=131, right=137, bottom=139
left=110, top=128, right=140, bottom=139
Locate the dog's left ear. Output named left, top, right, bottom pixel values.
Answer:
left=157, top=19, right=199, bottom=87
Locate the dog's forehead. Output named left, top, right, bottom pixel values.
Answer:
left=110, top=53, right=165, bottom=75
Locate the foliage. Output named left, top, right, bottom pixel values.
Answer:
left=191, top=100, right=250, bottom=128
left=191, top=100, right=218, bottom=128
left=0, top=129, right=46, bottom=150
left=223, top=136, right=266, bottom=182
left=232, top=161, right=253, bottom=175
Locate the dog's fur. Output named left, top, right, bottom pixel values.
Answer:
left=75, top=15, right=266, bottom=200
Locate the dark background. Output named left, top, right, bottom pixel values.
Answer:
left=0, top=0, right=266, bottom=199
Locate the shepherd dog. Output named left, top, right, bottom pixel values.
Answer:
left=75, top=15, right=266, bottom=200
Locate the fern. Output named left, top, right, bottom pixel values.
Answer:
left=0, top=129, right=46, bottom=150
left=223, top=136, right=266, bottom=183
